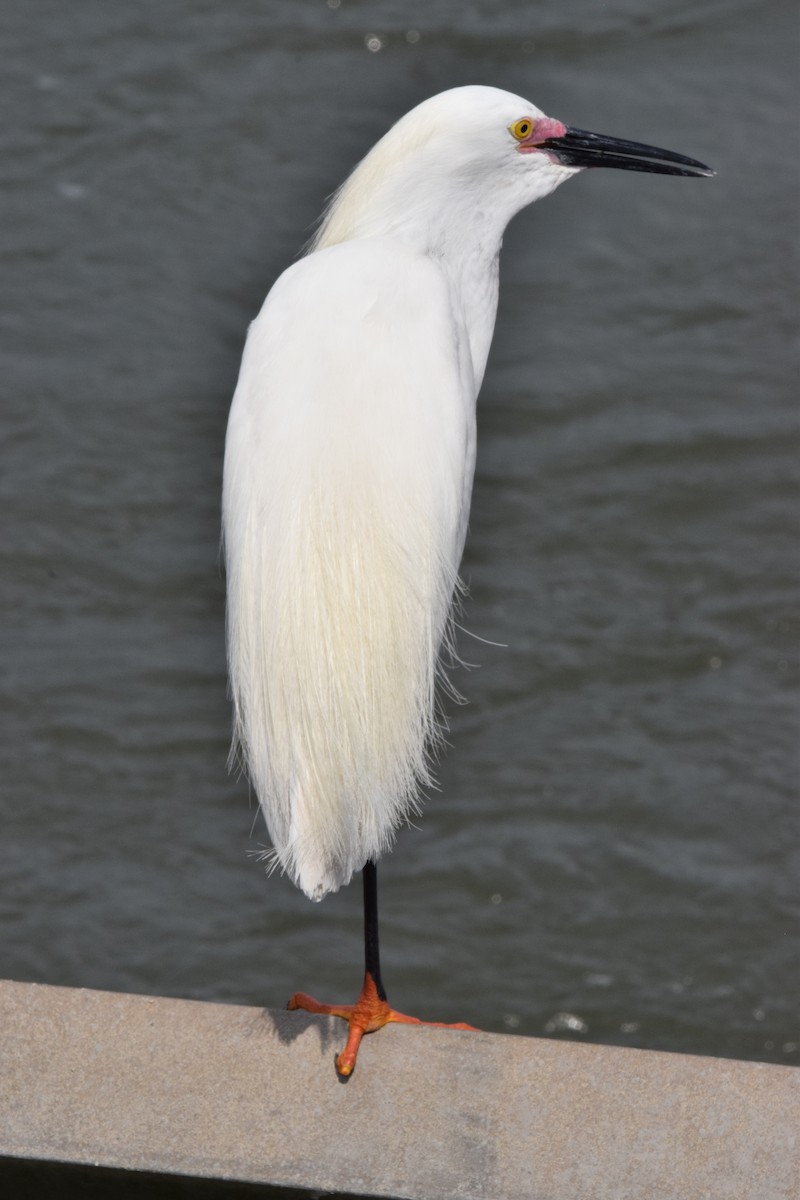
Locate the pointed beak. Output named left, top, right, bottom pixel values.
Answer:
left=540, top=126, right=714, bottom=178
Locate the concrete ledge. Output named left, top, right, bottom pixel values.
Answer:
left=0, top=979, right=797, bottom=1199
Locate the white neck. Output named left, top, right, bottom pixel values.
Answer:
left=428, top=217, right=503, bottom=393
left=314, top=176, right=514, bottom=393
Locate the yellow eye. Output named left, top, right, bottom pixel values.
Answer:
left=510, top=118, right=535, bottom=141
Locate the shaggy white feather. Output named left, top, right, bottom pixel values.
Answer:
left=223, top=87, right=578, bottom=899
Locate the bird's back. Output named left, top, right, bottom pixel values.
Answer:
left=223, top=238, right=476, bottom=899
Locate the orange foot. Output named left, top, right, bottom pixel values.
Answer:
left=287, top=971, right=477, bottom=1077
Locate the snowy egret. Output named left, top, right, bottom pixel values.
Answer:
left=223, top=85, right=712, bottom=1076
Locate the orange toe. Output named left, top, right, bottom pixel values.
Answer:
left=387, top=1011, right=478, bottom=1032
left=287, top=991, right=354, bottom=1022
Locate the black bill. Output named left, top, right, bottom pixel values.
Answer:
left=542, top=126, right=714, bottom=177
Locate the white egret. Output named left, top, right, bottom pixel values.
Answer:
left=223, top=85, right=712, bottom=1076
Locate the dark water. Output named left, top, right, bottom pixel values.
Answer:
left=2, top=0, right=797, bottom=1073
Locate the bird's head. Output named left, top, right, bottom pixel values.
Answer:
left=311, top=85, right=713, bottom=256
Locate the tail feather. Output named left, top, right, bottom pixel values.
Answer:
left=225, top=474, right=458, bottom=900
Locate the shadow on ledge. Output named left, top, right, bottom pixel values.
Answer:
left=0, top=1157, right=374, bottom=1200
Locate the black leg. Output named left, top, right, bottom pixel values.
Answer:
left=362, top=859, right=387, bottom=1002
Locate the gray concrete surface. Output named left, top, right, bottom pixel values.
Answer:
left=0, top=979, right=797, bottom=1199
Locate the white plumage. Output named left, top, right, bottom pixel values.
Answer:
left=222, top=85, right=712, bottom=903
left=223, top=239, right=470, bottom=899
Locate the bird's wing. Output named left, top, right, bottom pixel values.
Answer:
left=223, top=238, right=477, bottom=899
